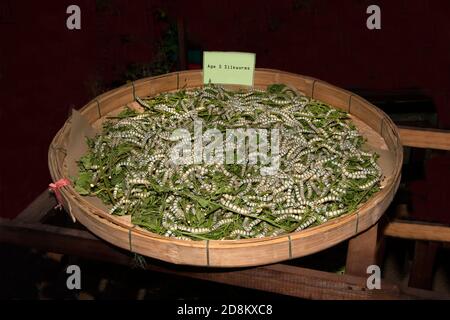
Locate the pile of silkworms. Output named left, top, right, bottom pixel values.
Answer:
left=75, top=84, right=382, bottom=240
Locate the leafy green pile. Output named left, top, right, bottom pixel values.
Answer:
left=75, top=84, right=382, bottom=240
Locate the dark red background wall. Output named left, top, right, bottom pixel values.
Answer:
left=1, top=0, right=450, bottom=218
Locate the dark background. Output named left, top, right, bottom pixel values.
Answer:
left=1, top=0, right=450, bottom=219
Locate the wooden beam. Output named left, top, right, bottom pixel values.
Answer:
left=15, top=190, right=57, bottom=223
left=0, top=220, right=133, bottom=265
left=152, top=263, right=407, bottom=300
left=398, top=126, right=450, bottom=150
left=408, top=241, right=440, bottom=290
left=400, top=285, right=449, bottom=300
left=346, top=224, right=379, bottom=277
left=384, top=220, right=450, bottom=242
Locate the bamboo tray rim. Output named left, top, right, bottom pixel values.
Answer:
left=48, top=68, right=403, bottom=266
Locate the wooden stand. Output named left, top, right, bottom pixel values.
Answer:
left=346, top=223, right=379, bottom=277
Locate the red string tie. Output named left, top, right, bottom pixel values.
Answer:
left=49, top=178, right=71, bottom=209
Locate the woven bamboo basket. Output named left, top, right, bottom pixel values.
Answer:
left=48, top=69, right=403, bottom=267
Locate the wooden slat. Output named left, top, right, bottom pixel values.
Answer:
left=384, top=220, right=450, bottom=242
left=398, top=126, right=450, bottom=150
left=15, top=190, right=57, bottom=223
left=346, top=223, right=379, bottom=277
left=408, top=241, right=440, bottom=290
left=400, top=284, right=449, bottom=300
left=154, top=263, right=405, bottom=300
left=0, top=220, right=133, bottom=264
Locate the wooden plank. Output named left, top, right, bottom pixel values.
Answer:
left=408, top=241, right=440, bottom=290
left=346, top=224, right=379, bottom=277
left=0, top=220, right=133, bottom=265
left=384, top=220, right=450, bottom=242
left=153, top=263, right=405, bottom=300
left=133, top=262, right=450, bottom=300
left=400, top=284, right=450, bottom=300
left=15, top=190, right=57, bottom=223
left=398, top=126, right=450, bottom=150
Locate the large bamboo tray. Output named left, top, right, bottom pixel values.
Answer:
left=48, top=69, right=403, bottom=267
